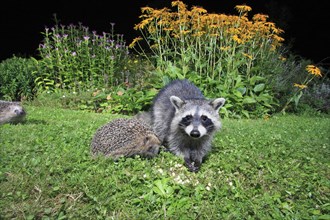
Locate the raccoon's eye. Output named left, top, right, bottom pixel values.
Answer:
left=201, top=115, right=209, bottom=122
left=183, top=115, right=193, bottom=121
left=180, top=115, right=193, bottom=126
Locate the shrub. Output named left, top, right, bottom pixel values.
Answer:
left=0, top=56, right=37, bottom=101
left=300, top=79, right=330, bottom=113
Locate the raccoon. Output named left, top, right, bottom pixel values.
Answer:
left=150, top=79, right=225, bottom=172
left=133, top=110, right=153, bottom=126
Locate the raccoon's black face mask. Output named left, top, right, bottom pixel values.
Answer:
left=179, top=114, right=215, bottom=138
left=170, top=96, right=225, bottom=139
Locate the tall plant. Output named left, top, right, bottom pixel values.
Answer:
left=129, top=0, right=286, bottom=118
left=35, top=22, right=130, bottom=92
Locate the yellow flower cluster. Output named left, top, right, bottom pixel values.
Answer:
left=131, top=0, right=284, bottom=50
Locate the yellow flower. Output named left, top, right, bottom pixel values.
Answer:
left=180, top=30, right=190, bottom=35
left=232, top=35, right=243, bottom=44
left=191, top=6, right=207, bottom=14
left=252, top=14, right=269, bottom=22
left=134, top=17, right=153, bottom=30
left=128, top=37, right=143, bottom=48
left=235, top=5, right=252, bottom=13
left=294, top=83, right=308, bottom=89
left=306, top=65, right=322, bottom=77
left=141, top=6, right=154, bottom=14
left=171, top=0, right=188, bottom=12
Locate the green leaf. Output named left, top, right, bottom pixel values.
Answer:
left=242, top=110, right=250, bottom=118
left=243, top=97, right=256, bottom=104
left=249, top=76, right=264, bottom=85
left=233, top=90, right=243, bottom=98
left=236, top=87, right=247, bottom=95
left=153, top=179, right=170, bottom=197
left=318, top=215, right=330, bottom=220
left=253, top=83, right=265, bottom=92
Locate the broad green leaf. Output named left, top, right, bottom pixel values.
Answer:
left=249, top=76, right=264, bottom=85
left=243, top=97, right=256, bottom=104
left=236, top=87, right=247, bottom=95
left=253, top=83, right=265, bottom=92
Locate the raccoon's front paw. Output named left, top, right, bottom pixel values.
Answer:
left=188, top=164, right=200, bottom=172
left=184, top=158, right=200, bottom=172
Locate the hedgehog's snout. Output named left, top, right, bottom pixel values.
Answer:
left=14, top=108, right=25, bottom=116
left=144, top=135, right=161, bottom=154
left=150, top=144, right=160, bottom=154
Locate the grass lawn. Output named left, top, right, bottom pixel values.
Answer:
left=1, top=105, right=329, bottom=219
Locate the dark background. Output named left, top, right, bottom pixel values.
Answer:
left=1, top=0, right=329, bottom=64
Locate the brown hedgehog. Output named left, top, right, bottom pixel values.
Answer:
left=91, top=118, right=161, bottom=160
left=0, top=100, right=26, bottom=125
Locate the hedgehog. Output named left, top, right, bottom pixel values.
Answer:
left=90, top=118, right=161, bottom=160
left=0, top=100, right=26, bottom=125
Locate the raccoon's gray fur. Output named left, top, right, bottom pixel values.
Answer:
left=0, top=100, right=26, bottom=125
left=150, top=79, right=225, bottom=172
left=133, top=111, right=153, bottom=126
left=91, top=118, right=161, bottom=160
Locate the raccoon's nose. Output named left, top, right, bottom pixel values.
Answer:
left=190, top=130, right=201, bottom=138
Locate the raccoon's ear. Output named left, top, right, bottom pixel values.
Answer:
left=209, top=98, right=226, bottom=111
left=170, top=96, right=185, bottom=110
